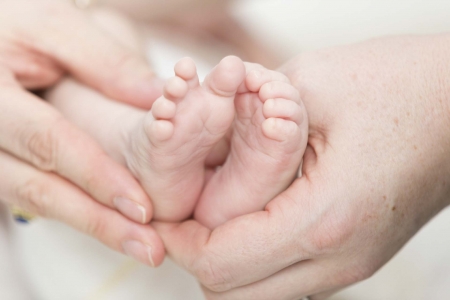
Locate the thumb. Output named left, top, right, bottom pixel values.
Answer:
left=153, top=179, right=312, bottom=292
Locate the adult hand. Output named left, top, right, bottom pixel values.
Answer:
left=155, top=34, right=450, bottom=298
left=0, top=0, right=164, bottom=266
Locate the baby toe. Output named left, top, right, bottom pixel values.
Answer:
left=174, top=57, right=199, bottom=87
left=263, top=98, right=303, bottom=125
left=245, top=66, right=290, bottom=93
left=152, top=97, right=177, bottom=120
left=262, top=118, right=299, bottom=142
left=164, top=76, right=188, bottom=101
left=259, top=81, right=300, bottom=104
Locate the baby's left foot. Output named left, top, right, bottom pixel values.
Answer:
left=195, top=63, right=308, bottom=228
left=125, top=56, right=245, bottom=221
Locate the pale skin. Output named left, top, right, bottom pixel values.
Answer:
left=4, top=2, right=449, bottom=299
left=153, top=34, right=450, bottom=299
left=0, top=0, right=284, bottom=271
left=48, top=57, right=307, bottom=226
left=194, top=61, right=307, bottom=228
left=47, top=9, right=307, bottom=228
left=0, top=0, right=166, bottom=267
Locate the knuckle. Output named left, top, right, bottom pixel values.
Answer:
left=83, top=216, right=108, bottom=240
left=194, top=253, right=234, bottom=293
left=307, top=210, right=355, bottom=255
left=22, top=117, right=63, bottom=171
left=14, top=177, right=51, bottom=217
left=333, top=264, right=376, bottom=287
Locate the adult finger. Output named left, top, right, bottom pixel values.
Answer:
left=0, top=42, right=64, bottom=89
left=42, top=1, right=163, bottom=108
left=0, top=150, right=164, bottom=267
left=0, top=78, right=153, bottom=224
left=153, top=179, right=314, bottom=292
left=7, top=0, right=162, bottom=108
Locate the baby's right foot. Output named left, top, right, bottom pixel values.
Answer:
left=125, top=56, right=245, bottom=221
left=195, top=63, right=308, bottom=228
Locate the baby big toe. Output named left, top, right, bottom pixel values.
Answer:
left=204, top=56, right=245, bottom=97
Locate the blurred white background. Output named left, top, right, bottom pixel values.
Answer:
left=234, top=0, right=450, bottom=57
left=0, top=1, right=449, bottom=299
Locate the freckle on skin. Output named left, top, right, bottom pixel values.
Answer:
left=414, top=145, right=417, bottom=150
left=383, top=195, right=387, bottom=200
left=394, top=118, right=399, bottom=126
left=392, top=206, right=396, bottom=211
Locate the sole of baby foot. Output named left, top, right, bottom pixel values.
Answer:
left=125, top=56, right=246, bottom=222
left=195, top=63, right=308, bottom=229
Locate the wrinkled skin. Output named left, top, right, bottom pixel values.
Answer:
left=155, top=34, right=450, bottom=299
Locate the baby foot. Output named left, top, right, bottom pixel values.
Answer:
left=125, top=56, right=246, bottom=221
left=194, top=62, right=308, bottom=228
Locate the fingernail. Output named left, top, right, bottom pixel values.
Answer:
left=114, top=197, right=146, bottom=224
left=122, top=240, right=155, bottom=267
